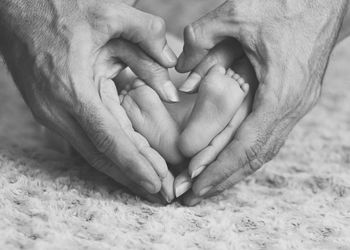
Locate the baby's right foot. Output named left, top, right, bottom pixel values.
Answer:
left=178, top=65, right=249, bottom=158
left=121, top=79, right=184, bottom=166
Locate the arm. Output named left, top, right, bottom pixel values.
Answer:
left=338, top=2, right=350, bottom=43
left=0, top=0, right=178, bottom=203
left=176, top=0, right=348, bottom=205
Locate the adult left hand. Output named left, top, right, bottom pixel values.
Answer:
left=176, top=0, right=348, bottom=206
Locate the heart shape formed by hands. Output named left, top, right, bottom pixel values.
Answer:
left=105, top=34, right=259, bottom=202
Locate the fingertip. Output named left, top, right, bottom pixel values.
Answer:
left=162, top=81, right=180, bottom=103
left=175, top=52, right=187, bottom=73
left=190, top=165, right=206, bottom=179
left=140, top=147, right=168, bottom=180
left=174, top=171, right=192, bottom=198
left=162, top=44, right=178, bottom=67
left=180, top=190, right=203, bottom=207
left=178, top=72, right=202, bottom=93
left=160, top=170, right=175, bottom=203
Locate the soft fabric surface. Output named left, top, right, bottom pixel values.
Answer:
left=0, top=39, right=350, bottom=250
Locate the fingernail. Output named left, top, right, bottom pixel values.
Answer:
left=175, top=181, right=192, bottom=198
left=141, top=181, right=157, bottom=194
left=199, top=186, right=213, bottom=196
left=164, top=45, right=177, bottom=65
left=163, top=81, right=180, bottom=103
left=179, top=73, right=201, bottom=93
left=191, top=166, right=206, bottom=179
left=160, top=190, right=173, bottom=203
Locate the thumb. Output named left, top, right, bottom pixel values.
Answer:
left=119, top=5, right=177, bottom=68
left=176, top=1, right=241, bottom=73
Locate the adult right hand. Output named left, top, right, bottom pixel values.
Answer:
left=0, top=0, right=178, bottom=203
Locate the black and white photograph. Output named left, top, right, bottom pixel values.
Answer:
left=0, top=0, right=349, bottom=249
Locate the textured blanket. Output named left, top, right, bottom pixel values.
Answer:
left=0, top=40, right=350, bottom=250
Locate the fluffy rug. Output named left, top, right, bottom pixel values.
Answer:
left=1, top=39, right=350, bottom=250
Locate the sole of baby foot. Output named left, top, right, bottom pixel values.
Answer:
left=122, top=79, right=184, bottom=165
left=179, top=65, right=249, bottom=158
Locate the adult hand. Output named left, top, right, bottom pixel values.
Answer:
left=176, top=0, right=348, bottom=206
left=0, top=0, right=178, bottom=202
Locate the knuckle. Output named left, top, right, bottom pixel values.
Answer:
left=93, top=131, right=116, bottom=155
left=185, top=23, right=203, bottom=46
left=149, top=16, right=166, bottom=36
left=90, top=154, right=118, bottom=175
left=244, top=143, right=264, bottom=172
left=216, top=181, right=233, bottom=193
left=90, top=153, right=108, bottom=170
left=184, top=24, right=207, bottom=49
left=215, top=152, right=235, bottom=178
left=246, top=158, right=264, bottom=173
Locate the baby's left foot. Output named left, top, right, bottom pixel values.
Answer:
left=178, top=65, right=249, bottom=158
left=188, top=57, right=258, bottom=179
left=121, top=79, right=184, bottom=165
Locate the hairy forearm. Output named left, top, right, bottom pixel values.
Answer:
left=0, top=1, right=49, bottom=48
left=338, top=1, right=350, bottom=43
left=0, top=0, right=80, bottom=63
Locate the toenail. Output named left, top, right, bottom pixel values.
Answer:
left=238, top=78, right=245, bottom=85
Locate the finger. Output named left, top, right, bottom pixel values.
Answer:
left=176, top=1, right=240, bottom=73
left=98, top=39, right=179, bottom=102
left=174, top=170, right=192, bottom=198
left=70, top=89, right=165, bottom=194
left=129, top=182, right=168, bottom=205
left=119, top=5, right=177, bottom=67
left=191, top=107, right=292, bottom=197
left=160, top=170, right=175, bottom=203
left=179, top=38, right=244, bottom=93
left=113, top=68, right=137, bottom=92
left=207, top=118, right=292, bottom=196
left=99, top=79, right=177, bottom=202
left=45, top=105, right=165, bottom=200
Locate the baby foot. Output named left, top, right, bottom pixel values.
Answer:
left=188, top=57, right=258, bottom=179
left=121, top=79, right=185, bottom=165
left=178, top=65, right=249, bottom=158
